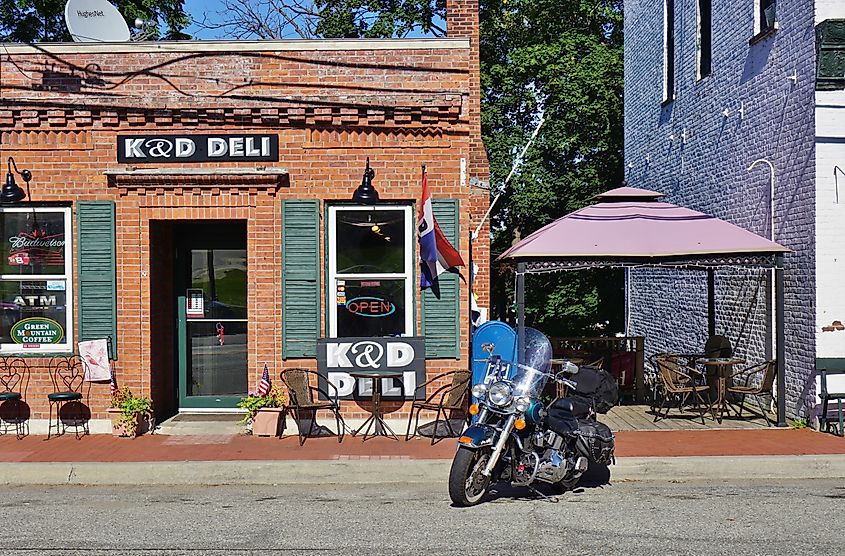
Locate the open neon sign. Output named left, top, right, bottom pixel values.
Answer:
left=346, top=296, right=395, bottom=318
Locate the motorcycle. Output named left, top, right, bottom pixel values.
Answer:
left=449, top=327, right=617, bottom=506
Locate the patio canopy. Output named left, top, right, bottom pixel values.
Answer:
left=496, top=186, right=790, bottom=426
left=499, top=186, right=789, bottom=268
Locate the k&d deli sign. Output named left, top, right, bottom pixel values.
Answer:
left=317, top=336, right=426, bottom=400
left=117, top=134, right=279, bottom=163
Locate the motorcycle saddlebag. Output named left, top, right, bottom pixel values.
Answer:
left=574, top=419, right=615, bottom=465
left=572, top=366, right=619, bottom=414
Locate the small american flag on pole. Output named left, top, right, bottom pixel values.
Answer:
left=257, top=364, right=271, bottom=396
left=110, top=370, right=118, bottom=396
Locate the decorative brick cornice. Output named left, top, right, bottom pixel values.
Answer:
left=0, top=95, right=463, bottom=130
left=104, top=167, right=289, bottom=196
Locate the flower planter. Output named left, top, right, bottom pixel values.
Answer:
left=106, top=407, right=144, bottom=438
left=252, top=407, right=285, bottom=437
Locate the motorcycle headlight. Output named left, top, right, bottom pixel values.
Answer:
left=471, top=383, right=488, bottom=399
left=514, top=396, right=530, bottom=413
left=488, top=381, right=513, bottom=407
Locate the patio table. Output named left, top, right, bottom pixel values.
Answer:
left=349, top=369, right=404, bottom=441
left=696, top=357, right=745, bottom=423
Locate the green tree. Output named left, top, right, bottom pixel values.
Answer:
left=0, top=0, right=190, bottom=42
left=482, top=0, right=625, bottom=335
left=316, top=0, right=445, bottom=38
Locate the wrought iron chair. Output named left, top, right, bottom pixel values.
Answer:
left=0, top=357, right=30, bottom=438
left=727, top=360, right=777, bottom=426
left=280, top=368, right=345, bottom=446
left=653, top=355, right=713, bottom=424
left=405, top=370, right=471, bottom=444
left=47, top=355, right=89, bottom=439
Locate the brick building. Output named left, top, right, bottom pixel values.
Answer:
left=624, top=0, right=845, bottom=420
left=0, top=0, right=489, bottom=434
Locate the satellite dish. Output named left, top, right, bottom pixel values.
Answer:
left=64, top=0, right=130, bottom=42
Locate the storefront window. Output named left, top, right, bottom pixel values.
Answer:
left=0, top=208, right=73, bottom=352
left=328, top=205, right=413, bottom=338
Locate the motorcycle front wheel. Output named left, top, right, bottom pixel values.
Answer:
left=448, top=446, right=492, bottom=506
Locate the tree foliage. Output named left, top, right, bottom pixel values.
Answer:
left=482, top=0, right=625, bottom=335
left=0, top=0, right=190, bottom=42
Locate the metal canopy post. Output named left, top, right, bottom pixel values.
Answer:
left=775, top=253, right=787, bottom=427
left=707, top=268, right=716, bottom=337
left=517, top=263, right=526, bottom=365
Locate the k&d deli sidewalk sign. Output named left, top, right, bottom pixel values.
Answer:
left=317, top=337, right=425, bottom=400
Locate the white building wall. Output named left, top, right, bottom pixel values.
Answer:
left=815, top=1, right=845, bottom=358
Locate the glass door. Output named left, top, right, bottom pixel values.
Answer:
left=176, top=223, right=247, bottom=409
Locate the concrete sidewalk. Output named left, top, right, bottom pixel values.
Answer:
left=1, top=428, right=843, bottom=485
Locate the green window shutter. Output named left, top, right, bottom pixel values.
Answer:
left=421, top=199, right=461, bottom=359
left=282, top=199, right=320, bottom=358
left=76, top=201, right=117, bottom=359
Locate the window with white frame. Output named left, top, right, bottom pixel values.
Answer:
left=327, top=205, right=413, bottom=338
left=0, top=207, right=73, bottom=352
left=755, top=0, right=777, bottom=35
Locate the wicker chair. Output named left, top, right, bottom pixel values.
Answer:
left=280, top=368, right=345, bottom=446
left=405, top=370, right=470, bottom=444
left=653, top=355, right=713, bottom=424
left=727, top=360, right=777, bottom=426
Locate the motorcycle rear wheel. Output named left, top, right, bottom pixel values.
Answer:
left=448, top=446, right=491, bottom=506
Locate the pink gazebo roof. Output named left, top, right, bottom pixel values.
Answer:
left=499, top=187, right=789, bottom=261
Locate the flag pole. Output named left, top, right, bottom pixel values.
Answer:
left=467, top=115, right=545, bottom=372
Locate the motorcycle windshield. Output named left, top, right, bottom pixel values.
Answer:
left=511, top=328, right=553, bottom=399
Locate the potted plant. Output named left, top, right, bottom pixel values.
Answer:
left=107, top=386, right=153, bottom=438
left=237, top=385, right=287, bottom=437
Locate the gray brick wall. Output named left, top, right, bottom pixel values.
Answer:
left=624, top=0, right=817, bottom=418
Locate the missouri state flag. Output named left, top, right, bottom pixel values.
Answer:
left=418, top=167, right=465, bottom=289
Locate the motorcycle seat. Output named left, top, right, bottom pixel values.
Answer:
left=546, top=398, right=579, bottom=435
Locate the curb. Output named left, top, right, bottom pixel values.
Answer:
left=2, top=454, right=845, bottom=486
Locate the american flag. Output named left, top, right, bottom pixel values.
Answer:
left=257, top=364, right=271, bottom=396
left=110, top=370, right=118, bottom=395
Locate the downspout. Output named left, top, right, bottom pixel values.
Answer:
left=748, top=158, right=785, bottom=425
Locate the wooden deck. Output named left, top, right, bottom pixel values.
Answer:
left=602, top=404, right=772, bottom=431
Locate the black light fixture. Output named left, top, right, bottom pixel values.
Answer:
left=2, top=157, right=30, bottom=204
left=351, top=157, right=379, bottom=204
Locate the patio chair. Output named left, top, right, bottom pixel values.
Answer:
left=405, top=370, right=470, bottom=444
left=653, top=355, right=713, bottom=424
left=280, top=368, right=345, bottom=446
left=0, top=357, right=30, bottom=438
left=47, top=355, right=89, bottom=439
left=727, top=360, right=777, bottom=426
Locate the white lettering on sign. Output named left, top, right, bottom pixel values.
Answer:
left=325, top=340, right=417, bottom=369
left=125, top=138, right=145, bottom=158
left=387, top=342, right=414, bottom=367
left=13, top=295, right=57, bottom=307
left=207, top=138, right=227, bottom=157
left=230, top=137, right=244, bottom=157
left=326, top=371, right=416, bottom=398
left=175, top=138, right=196, bottom=158
left=325, top=342, right=353, bottom=368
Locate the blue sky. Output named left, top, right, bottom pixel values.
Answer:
left=183, top=0, right=227, bottom=39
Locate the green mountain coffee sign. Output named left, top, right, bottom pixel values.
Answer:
left=10, top=317, right=64, bottom=344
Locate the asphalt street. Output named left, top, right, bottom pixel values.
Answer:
left=2, top=479, right=843, bottom=555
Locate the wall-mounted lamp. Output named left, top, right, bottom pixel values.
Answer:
left=2, top=157, right=30, bottom=204
left=351, top=157, right=379, bottom=204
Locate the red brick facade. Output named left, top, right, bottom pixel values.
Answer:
left=0, top=3, right=489, bottom=427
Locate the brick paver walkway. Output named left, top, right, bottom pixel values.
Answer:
left=0, top=429, right=842, bottom=463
